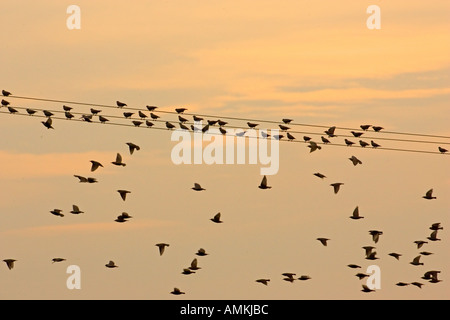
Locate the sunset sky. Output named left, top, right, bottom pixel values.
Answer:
left=0, top=1, right=449, bottom=300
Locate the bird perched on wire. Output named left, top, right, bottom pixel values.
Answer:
left=2, top=89, right=11, bottom=96
left=116, top=101, right=127, bottom=108
left=175, top=107, right=187, bottom=114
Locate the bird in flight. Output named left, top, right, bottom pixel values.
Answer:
left=210, top=212, right=223, bottom=223
left=429, top=223, right=443, bottom=231
left=192, top=183, right=205, bottom=191
left=258, top=175, right=272, bottom=189
left=50, top=209, right=64, bottom=217
left=350, top=206, right=364, bottom=220
left=422, top=189, right=436, bottom=200
left=41, top=117, right=54, bottom=129
left=189, top=258, right=201, bottom=271
left=388, top=253, right=402, bottom=260
left=111, top=153, right=126, bottom=166
left=317, top=238, right=329, bottom=246
left=171, top=288, right=185, bottom=295
left=410, top=255, right=424, bottom=266
left=361, top=284, right=375, bottom=293
left=324, top=126, right=336, bottom=137
left=314, top=172, right=326, bottom=179
left=427, top=230, right=441, bottom=242
left=414, top=240, right=428, bottom=249
left=330, top=183, right=344, bottom=194
left=256, top=279, right=270, bottom=286
left=308, top=141, right=322, bottom=153
left=369, top=230, right=383, bottom=244
left=196, top=248, right=208, bottom=256
left=115, top=212, right=132, bottom=223
left=181, top=268, right=195, bottom=275
left=90, top=160, right=103, bottom=172
left=126, top=142, right=140, bottom=155
left=298, top=275, right=311, bottom=281
left=52, top=258, right=66, bottom=263
left=117, top=190, right=131, bottom=201
left=74, top=175, right=97, bottom=183
left=105, top=260, right=118, bottom=268
left=3, top=259, right=16, bottom=270
left=155, top=243, right=170, bottom=256
left=70, top=205, right=84, bottom=215
left=349, top=155, right=362, bottom=166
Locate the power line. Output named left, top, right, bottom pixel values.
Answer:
left=3, top=94, right=450, bottom=140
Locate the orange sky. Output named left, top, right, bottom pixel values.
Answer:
left=0, top=1, right=449, bottom=300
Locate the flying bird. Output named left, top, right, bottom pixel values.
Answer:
left=298, top=275, right=311, bottom=281
left=3, top=259, right=16, bottom=270
left=117, top=190, right=131, bottom=201
left=429, top=223, right=443, bottom=231
left=171, top=288, right=185, bottom=295
left=355, top=273, right=369, bottom=280
left=349, top=155, right=362, bottom=166
left=196, top=248, right=208, bottom=256
left=111, top=153, right=126, bottom=166
left=427, top=230, right=441, bottom=242
left=369, top=230, right=383, bottom=244
left=256, top=279, right=270, bottom=286
left=126, top=142, right=140, bottom=155
left=90, top=160, right=103, bottom=172
left=330, top=183, right=344, bottom=194
left=317, top=238, right=329, bottom=246
left=308, top=141, right=322, bottom=153
left=181, top=268, right=195, bottom=275
left=361, top=284, right=375, bottom=293
left=411, top=282, right=424, bottom=289
left=26, top=108, right=37, bottom=115
left=324, top=126, right=336, bottom=137
left=52, top=258, right=66, bottom=263
left=70, top=205, right=84, bottom=214
left=155, top=243, right=170, bottom=256
left=41, top=117, right=54, bottom=129
left=410, top=255, right=424, bottom=266
left=422, top=270, right=441, bottom=283
left=192, top=183, right=205, bottom=191
left=50, top=209, right=64, bottom=217
left=313, top=172, right=326, bottom=179
left=258, top=175, right=271, bottom=189
left=116, top=101, right=127, bottom=108
left=347, top=264, right=361, bottom=269
left=414, top=240, right=428, bottom=249
left=218, top=120, right=228, bottom=126
left=115, top=212, right=132, bottom=223
left=210, top=212, right=223, bottom=223
left=388, top=253, right=402, bottom=260
left=350, top=206, right=364, bottom=220
left=396, top=282, right=409, bottom=287
left=189, top=258, right=201, bottom=271
left=365, top=251, right=379, bottom=260
left=422, top=189, right=436, bottom=200
left=105, top=260, right=118, bottom=268
left=74, top=175, right=97, bottom=183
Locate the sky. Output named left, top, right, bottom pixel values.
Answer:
left=0, top=1, right=449, bottom=300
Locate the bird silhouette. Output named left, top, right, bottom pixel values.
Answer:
left=99, top=115, right=109, bottom=123
left=145, top=120, right=154, bottom=127
left=155, top=243, right=170, bottom=256
left=64, top=111, right=74, bottom=120
left=196, top=248, right=208, bottom=256
left=90, top=160, right=103, bottom=172
left=330, top=183, right=344, bottom=194
left=422, top=189, right=436, bottom=200
left=350, top=206, right=364, bottom=220
left=429, top=223, right=443, bottom=231
left=193, top=115, right=203, bottom=122
left=388, top=253, right=402, bottom=260
left=90, top=108, right=102, bottom=115
left=359, top=140, right=369, bottom=148
left=298, top=275, right=311, bottom=281
left=414, top=240, right=428, bottom=249
left=1, top=99, right=10, bottom=106
left=369, top=230, right=383, bottom=243
left=166, top=121, right=176, bottom=130
left=138, top=111, right=147, bottom=119
left=52, top=258, right=66, bottom=263
left=116, top=101, right=127, bottom=108
left=7, top=106, right=18, bottom=114
left=2, top=90, right=11, bottom=96
left=360, top=125, right=371, bottom=131
left=123, top=112, right=134, bottom=119
left=308, top=141, right=322, bottom=153
left=427, top=230, right=441, bottom=242
left=63, top=105, right=72, bottom=111
left=351, top=131, right=364, bottom=138
left=438, top=147, right=448, bottom=154
left=50, top=209, right=64, bottom=217
left=126, top=142, right=140, bottom=155
left=41, top=117, right=54, bottom=129
left=70, top=205, right=84, bottom=214
left=410, top=255, right=424, bottom=266
left=26, top=108, right=37, bottom=115
left=3, top=259, right=16, bottom=270
left=361, top=284, right=375, bottom=293
left=189, top=258, right=201, bottom=271
left=74, top=175, right=97, bottom=183
left=411, top=282, right=424, bottom=289
left=115, top=212, right=132, bottom=223
left=349, top=155, right=362, bottom=166
left=286, top=132, right=296, bottom=141
left=324, top=126, right=336, bottom=137
left=258, top=175, right=271, bottom=189
left=117, top=190, right=131, bottom=201
left=314, top=172, right=326, bottom=179
left=146, top=106, right=158, bottom=112
left=279, top=125, right=290, bottom=131
left=132, top=120, right=143, bottom=127
left=317, top=238, right=329, bottom=246
left=175, top=108, right=187, bottom=114
left=192, top=183, right=205, bottom=191
left=282, top=119, right=293, bottom=124
left=171, top=288, right=185, bottom=295
left=344, top=139, right=355, bottom=147
left=372, top=126, right=384, bottom=132
left=111, top=153, right=126, bottom=166
left=371, top=140, right=381, bottom=148
left=150, top=113, right=160, bottom=120
left=181, top=268, right=195, bottom=275
left=321, top=136, right=331, bottom=144
left=247, top=122, right=258, bottom=129
left=210, top=212, right=223, bottom=223
left=105, top=260, right=118, bottom=268
left=256, top=279, right=270, bottom=286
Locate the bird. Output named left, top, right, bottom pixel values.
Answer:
left=90, top=108, right=102, bottom=115
left=330, top=183, right=344, bottom=194
left=314, top=172, right=326, bottom=179
left=111, top=153, right=126, bottom=166
left=155, top=243, right=170, bottom=256
left=282, top=273, right=296, bottom=280
left=317, top=238, right=329, bottom=246
left=279, top=125, right=290, bottom=131
left=219, top=127, right=227, bottom=135
left=73, top=175, right=97, bottom=183
left=207, top=120, right=218, bottom=126
left=115, top=212, right=132, bottom=223
left=70, top=205, right=84, bottom=214
left=355, top=273, right=369, bottom=280
left=2, top=89, right=11, bottom=96
left=365, top=251, right=379, bottom=260
left=261, top=131, right=271, bottom=139
left=422, top=270, right=441, bottom=283
left=192, top=183, right=205, bottom=191
left=396, top=282, right=409, bottom=287
left=105, top=260, right=118, bottom=268
left=429, top=223, right=443, bottom=231
left=256, top=279, right=270, bottom=286
left=283, top=277, right=296, bottom=283
left=43, top=110, right=54, bottom=117
left=360, top=125, right=371, bottom=131
left=321, top=136, right=331, bottom=144
left=132, top=120, right=143, bottom=127
left=181, top=268, right=195, bottom=275
left=427, top=230, right=441, bottom=242
left=1, top=99, right=10, bottom=106
left=63, top=105, right=72, bottom=111
left=361, top=284, right=375, bottom=293
left=81, top=114, right=93, bottom=122
left=372, top=126, right=384, bottom=132
left=126, top=142, right=140, bottom=155
left=324, top=126, right=336, bottom=137
left=308, top=141, right=322, bottom=153
left=414, top=240, right=428, bottom=249
left=303, top=136, right=312, bottom=142
left=26, top=108, right=37, bottom=115
left=178, top=115, right=188, bottom=123
left=410, top=255, right=424, bottom=266
left=347, top=264, right=361, bottom=269
left=7, top=106, right=18, bottom=114
left=359, top=140, right=369, bottom=148
left=196, top=248, right=208, bottom=256
left=52, top=258, right=66, bottom=263
left=218, top=120, right=228, bottom=126
left=363, top=246, right=376, bottom=257
left=210, top=212, right=223, bottom=223
left=41, top=117, right=54, bottom=129
left=146, top=106, right=158, bottom=112
left=273, top=134, right=283, bottom=140
left=351, top=131, right=364, bottom=138
left=286, top=132, right=296, bottom=141
left=175, top=108, right=187, bottom=114
left=371, top=140, right=381, bottom=148
left=193, top=115, right=204, bottom=122
left=64, top=111, right=74, bottom=120
left=166, top=121, right=176, bottom=129
left=350, top=206, right=364, bottom=220
left=117, top=190, right=131, bottom=201
left=369, top=230, right=383, bottom=243
left=388, top=253, right=402, bottom=260
left=422, top=189, right=436, bottom=200
left=99, top=115, right=109, bottom=123
left=189, top=258, right=201, bottom=271
left=90, top=160, right=103, bottom=172
left=349, top=155, right=362, bottom=166
left=438, top=147, right=448, bottom=154
left=50, top=209, right=64, bottom=217
left=179, top=123, right=189, bottom=131
left=420, top=251, right=433, bottom=256
left=150, top=113, right=160, bottom=120
left=123, top=112, right=134, bottom=119
left=411, top=282, right=424, bottom=289
left=145, top=120, right=154, bottom=127
left=236, top=131, right=246, bottom=137
left=171, top=288, right=185, bottom=295
left=247, top=122, right=259, bottom=128
left=282, top=119, right=293, bottom=124
left=116, top=101, right=127, bottom=108
left=344, top=139, right=355, bottom=147
left=3, top=259, right=16, bottom=270
left=258, top=175, right=271, bottom=189
left=138, top=111, right=147, bottom=119
left=298, top=275, right=311, bottom=281
left=202, top=124, right=210, bottom=133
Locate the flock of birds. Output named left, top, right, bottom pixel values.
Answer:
left=1, top=89, right=447, bottom=298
